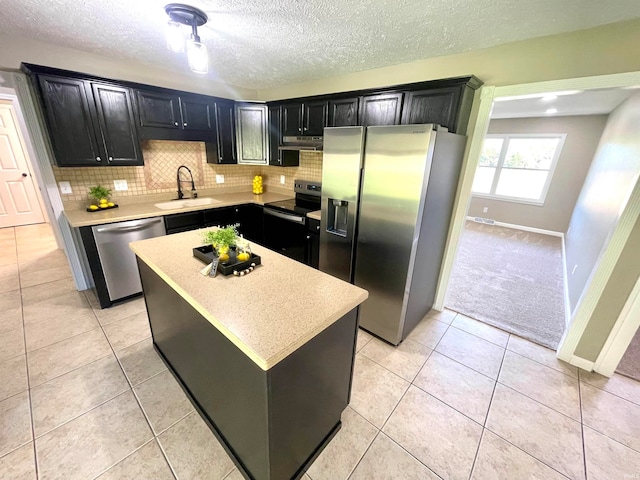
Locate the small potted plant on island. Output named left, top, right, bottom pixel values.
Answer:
left=87, top=185, right=116, bottom=211
left=202, top=225, right=239, bottom=262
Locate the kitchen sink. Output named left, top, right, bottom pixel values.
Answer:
left=154, top=197, right=221, bottom=210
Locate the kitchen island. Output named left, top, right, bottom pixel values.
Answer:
left=130, top=230, right=368, bottom=480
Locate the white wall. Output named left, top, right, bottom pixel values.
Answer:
left=565, top=93, right=640, bottom=313
left=467, top=115, right=608, bottom=232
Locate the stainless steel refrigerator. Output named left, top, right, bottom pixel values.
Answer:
left=319, top=125, right=465, bottom=345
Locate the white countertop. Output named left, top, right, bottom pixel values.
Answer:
left=129, top=229, right=368, bottom=370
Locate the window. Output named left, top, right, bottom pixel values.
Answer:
left=471, top=134, right=565, bottom=204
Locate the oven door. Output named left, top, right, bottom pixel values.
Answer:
left=263, top=208, right=307, bottom=263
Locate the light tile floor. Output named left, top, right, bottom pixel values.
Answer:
left=2, top=223, right=640, bottom=479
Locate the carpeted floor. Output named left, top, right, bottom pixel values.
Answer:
left=445, top=221, right=566, bottom=349
left=617, top=328, right=640, bottom=381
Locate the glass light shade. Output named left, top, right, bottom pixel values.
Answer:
left=187, top=40, right=209, bottom=74
left=166, top=20, right=184, bottom=53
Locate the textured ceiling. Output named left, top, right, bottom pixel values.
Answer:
left=491, top=87, right=640, bottom=118
left=1, top=0, right=639, bottom=90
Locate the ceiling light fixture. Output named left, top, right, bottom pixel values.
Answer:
left=164, top=3, right=209, bottom=74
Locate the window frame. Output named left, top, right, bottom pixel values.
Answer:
left=472, top=133, right=566, bottom=206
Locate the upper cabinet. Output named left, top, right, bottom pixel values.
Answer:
left=135, top=89, right=216, bottom=140
left=303, top=100, right=329, bottom=136
left=281, top=100, right=328, bottom=136
left=212, top=101, right=236, bottom=164
left=328, top=97, right=359, bottom=127
left=401, top=86, right=460, bottom=131
left=235, top=104, right=268, bottom=165
left=90, top=84, right=142, bottom=166
left=136, top=90, right=181, bottom=129
left=269, top=76, right=482, bottom=137
left=360, top=92, right=403, bottom=127
left=37, top=75, right=141, bottom=167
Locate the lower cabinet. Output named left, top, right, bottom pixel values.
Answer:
left=164, top=205, right=264, bottom=244
left=306, top=217, right=320, bottom=269
left=234, top=205, right=264, bottom=244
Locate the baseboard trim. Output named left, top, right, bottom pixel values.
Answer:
left=561, top=234, right=571, bottom=327
left=569, top=355, right=594, bottom=372
left=465, top=217, right=563, bottom=237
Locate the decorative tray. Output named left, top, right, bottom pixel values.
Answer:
left=193, top=245, right=261, bottom=276
left=86, top=204, right=119, bottom=212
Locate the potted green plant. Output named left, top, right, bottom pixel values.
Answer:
left=202, top=225, right=238, bottom=262
left=88, top=185, right=113, bottom=210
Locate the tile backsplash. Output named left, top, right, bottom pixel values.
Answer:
left=53, top=141, right=323, bottom=206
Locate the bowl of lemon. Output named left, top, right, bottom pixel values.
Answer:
left=86, top=185, right=118, bottom=212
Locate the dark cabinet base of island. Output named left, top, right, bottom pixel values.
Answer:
left=137, top=260, right=359, bottom=480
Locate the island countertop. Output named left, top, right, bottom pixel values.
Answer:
left=130, top=229, right=368, bottom=370
left=64, top=191, right=294, bottom=228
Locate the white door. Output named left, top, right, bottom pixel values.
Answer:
left=0, top=101, right=45, bottom=228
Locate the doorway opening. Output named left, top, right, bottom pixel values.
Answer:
left=437, top=78, right=640, bottom=380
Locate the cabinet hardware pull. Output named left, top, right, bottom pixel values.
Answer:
left=298, top=127, right=302, bottom=132
left=303, top=127, right=308, bottom=131
left=96, top=156, right=102, bottom=162
left=22, top=173, right=28, bottom=177
left=306, top=235, right=311, bottom=240
left=108, top=157, right=113, bottom=162
left=184, top=123, right=187, bottom=127
left=316, top=225, right=320, bottom=231
left=174, top=122, right=179, bottom=126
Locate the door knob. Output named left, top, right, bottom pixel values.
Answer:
left=22, top=173, right=27, bottom=177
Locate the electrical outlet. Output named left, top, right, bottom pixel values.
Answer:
left=482, top=207, right=488, bottom=213
left=216, top=175, right=225, bottom=184
left=280, top=175, right=285, bottom=185
left=58, top=181, right=72, bottom=194
left=572, top=265, right=578, bottom=275
left=113, top=179, right=128, bottom=191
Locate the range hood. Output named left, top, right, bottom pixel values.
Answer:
left=279, top=136, right=323, bottom=151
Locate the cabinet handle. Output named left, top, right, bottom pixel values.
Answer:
left=303, top=127, right=308, bottom=132
left=278, top=159, right=281, bottom=164
left=108, top=156, right=113, bottom=163
left=298, top=127, right=302, bottom=132
left=96, top=156, right=102, bottom=162
left=306, top=235, right=311, bottom=240
left=183, top=123, right=187, bottom=127
left=22, top=173, right=28, bottom=177
left=174, top=122, right=179, bottom=127
left=316, top=225, right=320, bottom=231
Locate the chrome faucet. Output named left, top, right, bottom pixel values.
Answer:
left=176, top=165, right=197, bottom=200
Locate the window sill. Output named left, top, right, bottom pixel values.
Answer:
left=471, top=193, right=545, bottom=207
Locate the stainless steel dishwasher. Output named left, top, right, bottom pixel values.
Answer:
left=91, top=217, right=166, bottom=302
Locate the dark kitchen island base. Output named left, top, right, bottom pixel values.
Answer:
left=138, top=260, right=359, bottom=480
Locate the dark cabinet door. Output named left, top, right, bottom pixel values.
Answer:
left=136, top=90, right=181, bottom=129
left=268, top=105, right=283, bottom=166
left=360, top=92, right=404, bottom=127
left=303, top=100, right=328, bottom=136
left=38, top=75, right=104, bottom=166
left=234, top=204, right=264, bottom=243
left=281, top=103, right=303, bottom=136
left=329, top=97, right=359, bottom=127
left=90, top=83, right=142, bottom=166
left=215, top=102, right=236, bottom=164
left=401, top=87, right=461, bottom=130
left=204, top=206, right=235, bottom=228
left=180, top=97, right=214, bottom=131
left=164, top=210, right=206, bottom=235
